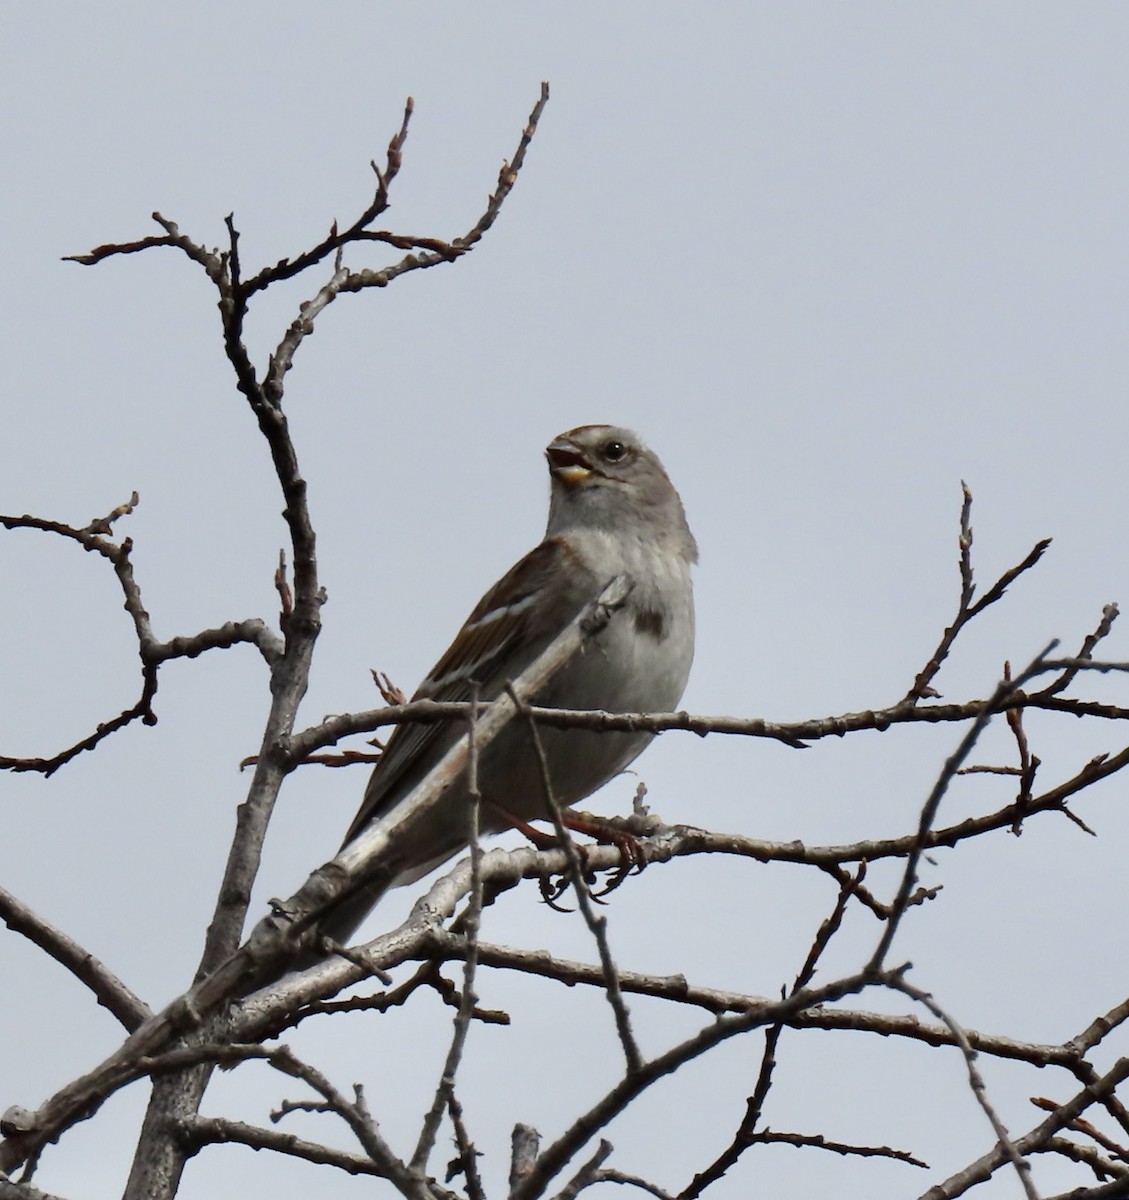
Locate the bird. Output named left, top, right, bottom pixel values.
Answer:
left=314, top=423, right=697, bottom=956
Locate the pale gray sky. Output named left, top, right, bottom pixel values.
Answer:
left=3, top=5, right=1129, bottom=1197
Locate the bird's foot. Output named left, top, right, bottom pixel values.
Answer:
left=485, top=801, right=646, bottom=906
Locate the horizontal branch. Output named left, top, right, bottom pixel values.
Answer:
left=7, top=800, right=1115, bottom=1183
left=147, top=619, right=284, bottom=668
left=429, top=932, right=1079, bottom=1069
left=1041, top=1168, right=1129, bottom=1200
left=748, top=1129, right=927, bottom=1169
left=63, top=213, right=227, bottom=283
left=663, top=735, right=1129, bottom=863
left=286, top=677, right=1129, bottom=769
left=240, top=832, right=1104, bottom=1083
left=178, top=1114, right=383, bottom=1178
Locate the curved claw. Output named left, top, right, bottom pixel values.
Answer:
left=497, top=800, right=649, bottom=908
left=590, top=854, right=634, bottom=898
left=539, top=872, right=575, bottom=912
left=567, top=820, right=646, bottom=891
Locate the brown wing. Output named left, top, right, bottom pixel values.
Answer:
left=341, top=538, right=579, bottom=846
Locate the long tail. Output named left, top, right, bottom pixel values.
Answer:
left=292, top=877, right=393, bottom=971
left=246, top=809, right=474, bottom=989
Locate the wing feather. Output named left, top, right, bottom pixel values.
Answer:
left=341, top=539, right=582, bottom=845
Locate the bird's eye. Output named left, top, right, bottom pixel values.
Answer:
left=602, top=439, right=627, bottom=462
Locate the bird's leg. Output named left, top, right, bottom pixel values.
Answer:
left=483, top=801, right=577, bottom=907
left=483, top=801, right=644, bottom=902
left=558, top=811, right=645, bottom=896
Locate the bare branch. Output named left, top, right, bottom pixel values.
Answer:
left=453, top=81, right=550, bottom=251
left=0, top=582, right=634, bottom=1179
left=1, top=505, right=281, bottom=775
left=902, top=483, right=1051, bottom=705
left=870, top=646, right=1058, bottom=973
left=240, top=98, right=416, bottom=297
left=587, top=1169, right=676, bottom=1198
left=740, top=1129, right=927, bottom=1168
left=1040, top=1176, right=1129, bottom=1200
left=1068, top=998, right=1129, bottom=1059
left=0, top=887, right=149, bottom=1032
left=885, top=972, right=1037, bottom=1200
left=261, top=85, right=550, bottom=398
left=921, top=1057, right=1129, bottom=1200
left=680, top=867, right=866, bottom=1197
left=1038, top=603, right=1121, bottom=698
left=511, top=1124, right=542, bottom=1197
left=262, top=1046, right=433, bottom=1198
left=0, top=670, right=158, bottom=777
left=286, top=645, right=1129, bottom=768
left=127, top=1043, right=435, bottom=1194
left=511, top=968, right=877, bottom=1200
left=445, top=1092, right=486, bottom=1200
left=177, top=1115, right=383, bottom=1177
left=1030, top=1098, right=1129, bottom=1168
left=411, top=695, right=485, bottom=1173
left=63, top=213, right=226, bottom=286
left=1034, top=1137, right=1126, bottom=1182
left=418, top=928, right=1085, bottom=1069
left=0, top=1180, right=73, bottom=1200
left=507, top=683, right=644, bottom=1076
left=553, top=1139, right=614, bottom=1199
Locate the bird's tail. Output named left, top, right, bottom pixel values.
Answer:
left=245, top=812, right=473, bottom=990
left=284, top=875, right=394, bottom=975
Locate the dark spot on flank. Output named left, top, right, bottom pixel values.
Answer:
left=635, top=608, right=665, bottom=639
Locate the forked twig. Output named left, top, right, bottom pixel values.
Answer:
left=902, top=483, right=1051, bottom=706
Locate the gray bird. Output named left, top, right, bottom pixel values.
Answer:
left=316, top=424, right=697, bottom=953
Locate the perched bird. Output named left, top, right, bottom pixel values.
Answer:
left=316, top=424, right=697, bottom=953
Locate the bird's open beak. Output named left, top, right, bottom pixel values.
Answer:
left=545, top=441, right=592, bottom=485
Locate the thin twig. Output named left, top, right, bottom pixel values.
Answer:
left=745, top=1129, right=927, bottom=1168
left=1030, top=1099, right=1129, bottom=1166
left=587, top=1170, right=676, bottom=1198
left=261, top=86, right=549, bottom=398
left=445, top=1092, right=486, bottom=1200
left=241, top=98, right=416, bottom=297
left=902, top=483, right=1051, bottom=705
left=870, top=645, right=1058, bottom=973
left=919, top=1057, right=1129, bottom=1200
left=506, top=683, right=644, bottom=1077
left=680, top=867, right=866, bottom=1198
left=511, top=969, right=877, bottom=1200
left=260, top=1044, right=432, bottom=1198
left=885, top=971, right=1037, bottom=1200
left=1, top=509, right=281, bottom=775
left=553, top=1139, right=614, bottom=1199
left=412, top=691, right=485, bottom=1172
